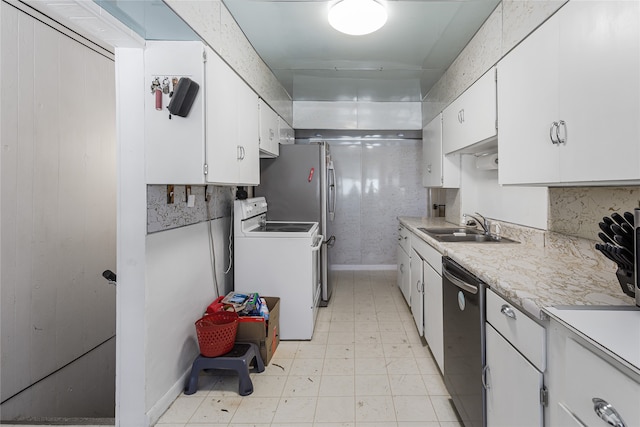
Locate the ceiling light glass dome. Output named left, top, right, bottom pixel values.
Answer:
left=328, top=0, right=388, bottom=36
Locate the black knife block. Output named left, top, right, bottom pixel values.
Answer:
left=615, top=268, right=636, bottom=298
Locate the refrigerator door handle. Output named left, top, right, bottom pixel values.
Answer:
left=325, top=235, right=336, bottom=248
left=328, top=161, right=336, bottom=221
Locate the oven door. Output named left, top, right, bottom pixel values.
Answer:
left=311, top=234, right=323, bottom=322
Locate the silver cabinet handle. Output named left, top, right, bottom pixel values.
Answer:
left=592, top=398, right=626, bottom=427
left=400, top=263, right=404, bottom=273
left=416, top=280, right=422, bottom=292
left=500, top=304, right=516, bottom=319
left=557, top=119, right=567, bottom=144
left=482, top=365, right=490, bottom=390
left=550, top=122, right=559, bottom=144
left=427, top=164, right=432, bottom=174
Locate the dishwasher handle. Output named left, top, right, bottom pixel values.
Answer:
left=442, top=264, right=478, bottom=294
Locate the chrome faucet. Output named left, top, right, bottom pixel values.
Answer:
left=464, top=212, right=490, bottom=234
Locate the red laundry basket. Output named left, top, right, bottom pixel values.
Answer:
left=195, top=311, right=239, bottom=357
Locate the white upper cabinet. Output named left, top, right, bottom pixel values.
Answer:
left=279, top=117, right=294, bottom=145
left=258, top=99, right=280, bottom=158
left=499, top=1, right=640, bottom=185
left=442, top=67, right=497, bottom=154
left=423, top=113, right=460, bottom=188
left=145, top=41, right=206, bottom=184
left=205, top=47, right=260, bottom=186
left=144, top=42, right=260, bottom=185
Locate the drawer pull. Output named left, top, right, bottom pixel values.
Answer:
left=500, top=304, right=517, bottom=319
left=482, top=365, right=490, bottom=390
left=592, top=398, right=626, bottom=427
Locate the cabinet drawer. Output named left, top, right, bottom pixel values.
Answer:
left=562, top=338, right=639, bottom=427
left=486, top=290, right=545, bottom=371
left=398, top=225, right=411, bottom=254
left=410, top=233, right=442, bottom=272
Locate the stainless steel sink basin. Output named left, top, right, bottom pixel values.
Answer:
left=437, top=234, right=517, bottom=243
left=418, top=227, right=517, bottom=243
left=418, top=227, right=483, bottom=235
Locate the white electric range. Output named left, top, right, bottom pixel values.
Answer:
left=234, top=197, right=322, bottom=340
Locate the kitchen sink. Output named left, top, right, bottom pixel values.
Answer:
left=418, top=227, right=518, bottom=243
left=419, top=227, right=483, bottom=235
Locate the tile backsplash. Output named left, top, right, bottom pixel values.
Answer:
left=548, top=187, right=640, bottom=241
left=147, top=185, right=235, bottom=233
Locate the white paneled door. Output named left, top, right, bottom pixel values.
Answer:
left=1, top=2, right=116, bottom=417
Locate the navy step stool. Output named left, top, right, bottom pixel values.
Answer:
left=185, top=342, right=265, bottom=396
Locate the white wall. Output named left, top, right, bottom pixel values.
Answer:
left=328, top=140, right=427, bottom=268
left=294, top=101, right=423, bottom=130
left=1, top=2, right=116, bottom=418
left=165, top=0, right=293, bottom=125
left=115, top=46, right=235, bottom=427
left=144, top=219, right=229, bottom=419
left=115, top=47, right=148, bottom=427
left=459, top=155, right=548, bottom=229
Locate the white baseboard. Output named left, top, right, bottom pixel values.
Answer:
left=330, top=264, right=396, bottom=271
left=146, top=368, right=190, bottom=426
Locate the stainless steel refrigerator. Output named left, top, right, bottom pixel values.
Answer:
left=255, top=142, right=336, bottom=304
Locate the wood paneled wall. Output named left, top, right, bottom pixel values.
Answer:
left=1, top=2, right=116, bottom=415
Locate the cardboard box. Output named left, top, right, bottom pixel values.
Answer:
left=235, top=296, right=280, bottom=365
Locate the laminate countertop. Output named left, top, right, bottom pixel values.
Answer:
left=398, top=217, right=637, bottom=321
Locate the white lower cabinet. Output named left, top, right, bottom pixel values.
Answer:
left=486, top=325, right=544, bottom=427
left=547, top=318, right=640, bottom=427
left=410, top=233, right=444, bottom=369
left=423, top=259, right=443, bottom=372
left=410, top=248, right=424, bottom=337
left=485, top=289, right=546, bottom=427
left=396, top=243, right=411, bottom=305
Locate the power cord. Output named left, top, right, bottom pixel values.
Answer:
left=206, top=187, right=221, bottom=299
left=224, top=197, right=233, bottom=275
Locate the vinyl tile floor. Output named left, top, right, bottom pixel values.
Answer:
left=156, top=270, right=462, bottom=427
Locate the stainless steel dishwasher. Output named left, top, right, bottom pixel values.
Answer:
left=442, top=257, right=486, bottom=427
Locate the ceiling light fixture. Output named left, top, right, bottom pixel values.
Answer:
left=328, top=0, right=387, bottom=36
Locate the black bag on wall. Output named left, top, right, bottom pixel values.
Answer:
left=167, top=77, right=199, bottom=117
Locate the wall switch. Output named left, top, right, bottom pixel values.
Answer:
left=187, top=194, right=196, bottom=208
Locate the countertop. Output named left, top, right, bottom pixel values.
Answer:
left=398, top=216, right=636, bottom=320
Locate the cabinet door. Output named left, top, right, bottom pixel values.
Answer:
left=259, top=99, right=279, bottom=157
left=486, top=325, right=543, bottom=427
left=558, top=0, right=640, bottom=183
left=423, top=116, right=442, bottom=187
left=279, top=117, right=294, bottom=145
left=397, top=245, right=411, bottom=305
left=423, top=260, right=443, bottom=373
left=410, top=249, right=424, bottom=336
left=443, top=68, right=497, bottom=154
left=236, top=81, right=259, bottom=185
left=205, top=48, right=242, bottom=184
left=423, top=114, right=460, bottom=188
left=497, top=14, right=561, bottom=185
left=145, top=41, right=206, bottom=184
